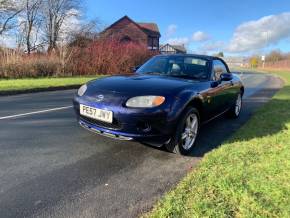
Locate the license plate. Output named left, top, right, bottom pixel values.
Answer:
left=80, top=104, right=113, bottom=123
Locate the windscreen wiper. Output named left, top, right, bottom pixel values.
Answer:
left=144, top=71, right=163, bottom=75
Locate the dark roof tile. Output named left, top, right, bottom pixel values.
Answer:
left=137, top=23, right=160, bottom=33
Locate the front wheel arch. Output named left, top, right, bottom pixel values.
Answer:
left=165, top=107, right=200, bottom=155
left=184, top=97, right=204, bottom=121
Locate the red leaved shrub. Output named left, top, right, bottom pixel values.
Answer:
left=68, top=39, right=157, bottom=75
left=0, top=50, right=62, bottom=78
left=0, top=39, right=157, bottom=78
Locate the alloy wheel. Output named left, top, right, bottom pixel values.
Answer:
left=181, top=113, right=198, bottom=150
left=235, top=94, right=242, bottom=116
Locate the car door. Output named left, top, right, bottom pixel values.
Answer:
left=208, top=60, right=233, bottom=116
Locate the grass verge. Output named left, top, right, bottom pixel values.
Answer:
left=146, top=70, right=290, bottom=218
left=0, top=76, right=103, bottom=92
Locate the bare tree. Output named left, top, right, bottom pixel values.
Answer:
left=266, top=50, right=285, bottom=63
left=19, top=0, right=43, bottom=54
left=68, top=18, right=102, bottom=47
left=42, top=0, right=80, bottom=52
left=0, top=0, right=24, bottom=35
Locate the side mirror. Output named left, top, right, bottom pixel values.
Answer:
left=133, top=65, right=141, bottom=72
left=220, top=73, right=233, bottom=81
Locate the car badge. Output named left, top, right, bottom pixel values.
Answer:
left=96, top=94, right=104, bottom=102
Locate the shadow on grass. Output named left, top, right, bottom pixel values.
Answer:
left=190, top=85, right=289, bottom=157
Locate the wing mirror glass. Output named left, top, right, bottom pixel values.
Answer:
left=220, top=73, right=233, bottom=81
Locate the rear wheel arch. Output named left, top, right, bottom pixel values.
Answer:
left=240, top=86, right=244, bottom=96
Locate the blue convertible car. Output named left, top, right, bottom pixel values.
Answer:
left=73, top=54, right=244, bottom=155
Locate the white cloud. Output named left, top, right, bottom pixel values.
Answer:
left=192, top=31, right=210, bottom=42
left=0, top=34, right=16, bottom=48
left=59, top=8, right=81, bottom=43
left=165, top=24, right=177, bottom=38
left=165, top=30, right=210, bottom=47
left=227, top=12, right=290, bottom=53
left=166, top=37, right=189, bottom=45
left=199, top=41, right=224, bottom=52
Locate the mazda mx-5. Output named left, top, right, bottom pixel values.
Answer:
left=73, top=54, right=244, bottom=155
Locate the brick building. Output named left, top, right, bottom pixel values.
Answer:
left=101, top=16, right=161, bottom=51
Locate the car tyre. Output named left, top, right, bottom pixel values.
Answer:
left=165, top=107, right=200, bottom=155
left=227, top=93, right=242, bottom=118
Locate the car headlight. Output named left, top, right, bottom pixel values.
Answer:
left=126, top=96, right=165, bottom=108
left=77, top=84, right=87, bottom=96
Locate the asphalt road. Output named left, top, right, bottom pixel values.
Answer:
left=0, top=72, right=283, bottom=218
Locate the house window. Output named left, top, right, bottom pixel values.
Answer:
left=120, top=36, right=131, bottom=43
left=153, top=38, right=158, bottom=48
left=148, top=37, right=158, bottom=50
left=147, top=37, right=153, bottom=49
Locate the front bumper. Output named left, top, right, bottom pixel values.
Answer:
left=73, top=97, right=176, bottom=145
left=79, top=120, right=134, bottom=140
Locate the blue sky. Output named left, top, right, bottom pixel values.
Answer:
left=85, top=0, right=290, bottom=56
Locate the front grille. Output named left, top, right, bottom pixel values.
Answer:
left=79, top=115, right=122, bottom=130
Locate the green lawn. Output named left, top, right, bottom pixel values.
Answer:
left=0, top=76, right=103, bottom=91
left=146, top=70, right=290, bottom=218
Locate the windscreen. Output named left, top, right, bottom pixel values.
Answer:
left=137, top=56, right=209, bottom=80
